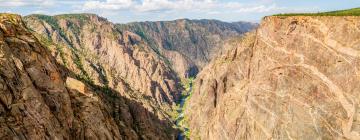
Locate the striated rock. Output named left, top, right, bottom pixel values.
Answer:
left=24, top=14, right=181, bottom=107
left=116, top=19, right=257, bottom=78
left=0, top=13, right=177, bottom=140
left=0, top=14, right=74, bottom=139
left=187, top=16, right=360, bottom=139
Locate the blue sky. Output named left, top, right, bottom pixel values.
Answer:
left=0, top=0, right=359, bottom=23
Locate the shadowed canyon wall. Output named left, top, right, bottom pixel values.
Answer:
left=0, top=14, right=177, bottom=140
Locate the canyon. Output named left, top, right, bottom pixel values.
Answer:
left=116, top=19, right=256, bottom=78
left=0, top=13, right=254, bottom=139
left=1, top=8, right=360, bottom=140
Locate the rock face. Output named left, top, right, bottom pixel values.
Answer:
left=1, top=11, right=263, bottom=140
left=24, top=14, right=181, bottom=106
left=117, top=19, right=257, bottom=78
left=186, top=16, right=360, bottom=139
left=0, top=14, right=177, bottom=140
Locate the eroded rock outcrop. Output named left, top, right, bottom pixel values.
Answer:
left=117, top=19, right=257, bottom=78
left=186, top=16, right=360, bottom=139
left=0, top=14, right=176, bottom=140
left=24, top=14, right=181, bottom=108
left=0, top=13, right=74, bottom=139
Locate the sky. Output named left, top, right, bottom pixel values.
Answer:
left=0, top=0, right=359, bottom=23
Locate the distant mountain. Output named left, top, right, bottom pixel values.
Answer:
left=116, top=19, right=257, bottom=78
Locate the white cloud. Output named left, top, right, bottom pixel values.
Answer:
left=2, top=0, right=282, bottom=14
left=235, top=4, right=282, bottom=13
left=0, top=0, right=55, bottom=7
left=80, top=0, right=287, bottom=14
left=0, top=1, right=26, bottom=7
left=83, top=0, right=134, bottom=10
left=134, top=0, right=215, bottom=12
left=0, top=0, right=321, bottom=23
left=82, top=0, right=216, bottom=12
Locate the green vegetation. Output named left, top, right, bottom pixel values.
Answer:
left=30, top=14, right=117, bottom=97
left=67, top=22, right=81, bottom=43
left=33, top=14, right=74, bottom=47
left=73, top=54, right=94, bottom=86
left=35, top=34, right=53, bottom=48
left=55, top=14, right=90, bottom=22
left=56, top=44, right=67, bottom=66
left=33, top=15, right=95, bottom=86
left=171, top=77, right=194, bottom=139
left=116, top=24, right=173, bottom=68
left=169, top=105, right=180, bottom=121
left=135, top=27, right=162, bottom=55
left=274, top=7, right=360, bottom=16
left=182, top=77, right=194, bottom=91
left=34, top=15, right=60, bottom=29
left=34, top=33, right=68, bottom=66
left=90, top=63, right=112, bottom=95
left=184, top=78, right=195, bottom=139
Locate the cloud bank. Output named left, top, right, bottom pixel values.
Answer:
left=0, top=0, right=321, bottom=22
left=81, top=0, right=284, bottom=13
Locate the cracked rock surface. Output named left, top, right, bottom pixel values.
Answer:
left=186, top=16, right=360, bottom=140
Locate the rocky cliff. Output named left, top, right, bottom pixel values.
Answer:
left=24, top=14, right=182, bottom=107
left=116, top=19, right=257, bottom=78
left=0, top=14, right=177, bottom=140
left=1, top=11, right=265, bottom=139
left=186, top=16, right=360, bottom=139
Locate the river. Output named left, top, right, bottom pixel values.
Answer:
left=176, top=81, right=192, bottom=140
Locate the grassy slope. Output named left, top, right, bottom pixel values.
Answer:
left=274, top=7, right=360, bottom=16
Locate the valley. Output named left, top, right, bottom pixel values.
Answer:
left=1, top=5, right=360, bottom=140
left=0, top=13, right=255, bottom=139
left=175, top=78, right=193, bottom=140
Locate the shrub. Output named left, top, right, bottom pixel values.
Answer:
left=73, top=54, right=94, bottom=85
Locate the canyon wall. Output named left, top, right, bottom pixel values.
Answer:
left=117, top=19, right=257, bottom=78
left=24, top=14, right=181, bottom=106
left=0, top=12, right=258, bottom=139
left=0, top=14, right=177, bottom=140
left=186, top=16, right=360, bottom=139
